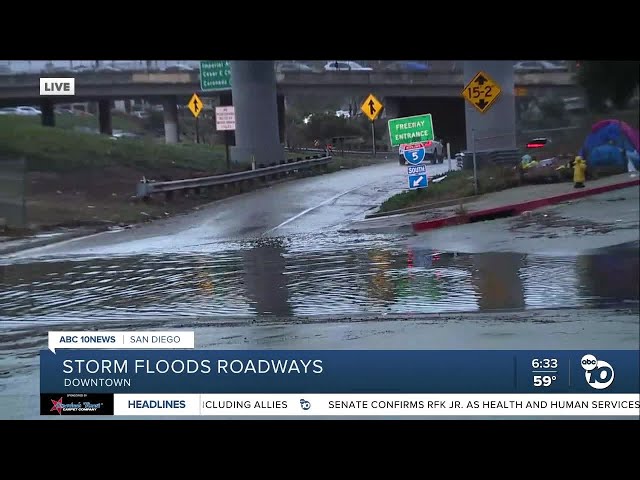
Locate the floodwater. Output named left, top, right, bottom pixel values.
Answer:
left=1, top=233, right=637, bottom=325
left=1, top=163, right=638, bottom=327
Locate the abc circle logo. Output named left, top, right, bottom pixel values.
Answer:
left=581, top=354, right=615, bottom=390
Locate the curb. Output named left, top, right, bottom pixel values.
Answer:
left=412, top=178, right=640, bottom=233
left=366, top=195, right=481, bottom=219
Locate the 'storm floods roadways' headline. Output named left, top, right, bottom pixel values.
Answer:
left=63, top=358, right=324, bottom=375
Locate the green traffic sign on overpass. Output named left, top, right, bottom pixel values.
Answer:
left=388, top=114, right=434, bottom=147
left=200, top=60, right=231, bottom=91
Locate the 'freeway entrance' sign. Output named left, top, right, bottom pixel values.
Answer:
left=200, top=60, right=232, bottom=91
left=388, top=114, right=434, bottom=147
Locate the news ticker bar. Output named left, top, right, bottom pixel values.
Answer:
left=41, top=349, right=640, bottom=394
left=41, top=394, right=640, bottom=416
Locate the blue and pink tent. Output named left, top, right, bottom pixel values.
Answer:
left=579, top=119, right=640, bottom=170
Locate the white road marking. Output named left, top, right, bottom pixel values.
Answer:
left=262, top=185, right=365, bottom=235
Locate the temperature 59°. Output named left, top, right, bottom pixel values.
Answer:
left=533, top=375, right=557, bottom=387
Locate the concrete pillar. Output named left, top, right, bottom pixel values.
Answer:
left=40, top=98, right=55, bottom=127
left=163, top=96, right=179, bottom=144
left=98, top=99, right=112, bottom=135
left=463, top=61, right=516, bottom=152
left=229, top=61, right=283, bottom=165
left=113, top=100, right=127, bottom=112
left=382, top=97, right=400, bottom=119
left=277, top=94, right=286, bottom=145
left=381, top=97, right=401, bottom=146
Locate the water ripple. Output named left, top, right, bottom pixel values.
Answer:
left=0, top=236, right=637, bottom=325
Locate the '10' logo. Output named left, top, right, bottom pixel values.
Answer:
left=581, top=354, right=615, bottom=390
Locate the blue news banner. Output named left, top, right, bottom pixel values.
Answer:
left=40, top=350, right=639, bottom=394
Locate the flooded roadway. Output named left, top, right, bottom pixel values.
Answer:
left=1, top=234, right=639, bottom=325
left=1, top=161, right=638, bottom=326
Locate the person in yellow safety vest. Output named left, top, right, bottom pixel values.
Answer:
left=573, top=156, right=586, bottom=188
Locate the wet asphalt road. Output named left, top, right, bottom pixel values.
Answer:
left=5, top=160, right=436, bottom=258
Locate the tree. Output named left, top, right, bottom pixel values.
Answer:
left=577, top=61, right=640, bottom=111
left=304, top=113, right=364, bottom=143
left=537, top=96, right=567, bottom=127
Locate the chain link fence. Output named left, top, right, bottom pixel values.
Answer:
left=462, top=125, right=587, bottom=170
left=516, top=126, right=583, bottom=156
left=0, top=157, right=27, bottom=230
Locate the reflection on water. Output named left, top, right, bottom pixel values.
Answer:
left=472, top=253, right=526, bottom=311
left=0, top=239, right=638, bottom=324
left=242, top=238, right=292, bottom=317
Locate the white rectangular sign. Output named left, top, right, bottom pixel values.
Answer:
left=48, top=331, right=195, bottom=353
left=215, top=106, right=235, bottom=131
left=40, top=77, right=75, bottom=96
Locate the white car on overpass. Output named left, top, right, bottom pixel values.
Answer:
left=324, top=61, right=372, bottom=72
left=15, top=106, right=42, bottom=116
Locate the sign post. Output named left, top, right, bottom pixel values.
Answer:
left=215, top=106, right=236, bottom=170
left=361, top=93, right=383, bottom=156
left=188, top=93, right=204, bottom=144
left=371, top=122, right=376, bottom=156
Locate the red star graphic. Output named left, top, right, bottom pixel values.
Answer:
left=50, top=397, right=64, bottom=415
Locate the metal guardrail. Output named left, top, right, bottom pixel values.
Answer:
left=136, top=155, right=333, bottom=199
left=285, top=147, right=388, bottom=156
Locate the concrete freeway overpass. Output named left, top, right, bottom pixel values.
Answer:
left=0, top=68, right=581, bottom=154
left=0, top=70, right=579, bottom=101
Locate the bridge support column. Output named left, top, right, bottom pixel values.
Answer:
left=98, top=99, right=112, bottom=135
left=463, top=61, right=516, bottom=153
left=277, top=94, right=286, bottom=145
left=40, top=98, right=55, bottom=127
left=380, top=97, right=401, bottom=146
left=382, top=97, right=401, bottom=120
left=163, top=96, right=179, bottom=144
left=229, top=61, right=283, bottom=165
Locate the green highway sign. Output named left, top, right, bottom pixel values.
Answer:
left=387, top=114, right=434, bottom=147
left=200, top=60, right=232, bottom=91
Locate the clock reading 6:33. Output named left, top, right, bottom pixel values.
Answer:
left=531, top=359, right=558, bottom=369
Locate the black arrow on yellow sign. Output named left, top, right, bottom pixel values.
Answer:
left=193, top=99, right=199, bottom=113
left=475, top=74, right=487, bottom=86
left=368, top=99, right=376, bottom=115
left=476, top=99, right=488, bottom=110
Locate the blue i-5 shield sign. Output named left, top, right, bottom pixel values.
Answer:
left=402, top=143, right=426, bottom=165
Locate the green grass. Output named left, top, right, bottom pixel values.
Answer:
left=10, top=111, right=146, bottom=134
left=379, top=166, right=520, bottom=213
left=0, top=116, right=228, bottom=172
